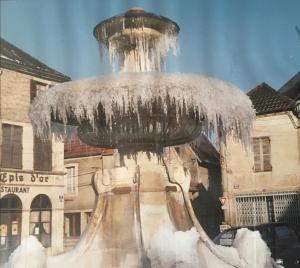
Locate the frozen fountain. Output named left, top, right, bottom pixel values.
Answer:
left=26, top=7, right=264, bottom=268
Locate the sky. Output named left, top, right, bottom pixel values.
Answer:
left=1, top=0, right=299, bottom=92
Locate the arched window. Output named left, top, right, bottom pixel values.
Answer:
left=30, top=194, right=52, bottom=247
left=0, top=194, right=22, bottom=255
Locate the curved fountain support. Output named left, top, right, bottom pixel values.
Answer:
left=49, top=149, right=196, bottom=267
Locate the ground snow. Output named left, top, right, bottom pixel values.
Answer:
left=233, top=228, right=274, bottom=268
left=4, top=236, right=46, bottom=268
left=5, top=228, right=277, bottom=268
left=147, top=226, right=275, bottom=268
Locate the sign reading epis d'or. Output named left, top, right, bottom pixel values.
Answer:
left=0, top=171, right=54, bottom=194
left=0, top=171, right=52, bottom=184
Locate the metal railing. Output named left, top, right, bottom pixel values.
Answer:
left=235, top=191, right=300, bottom=226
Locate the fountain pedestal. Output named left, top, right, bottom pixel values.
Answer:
left=50, top=149, right=194, bottom=268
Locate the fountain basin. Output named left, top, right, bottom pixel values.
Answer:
left=29, top=72, right=254, bottom=151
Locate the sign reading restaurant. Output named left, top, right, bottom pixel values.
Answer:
left=0, top=171, right=55, bottom=194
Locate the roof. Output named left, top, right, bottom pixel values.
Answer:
left=247, top=83, right=295, bottom=115
left=279, top=72, right=300, bottom=101
left=0, top=38, right=71, bottom=82
left=64, top=136, right=114, bottom=159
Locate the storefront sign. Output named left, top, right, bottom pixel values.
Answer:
left=0, top=171, right=52, bottom=185
left=0, top=186, right=30, bottom=194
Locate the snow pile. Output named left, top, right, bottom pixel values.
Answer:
left=4, top=236, right=46, bottom=268
left=5, top=228, right=276, bottom=268
left=147, top=226, right=275, bottom=268
left=147, top=226, right=201, bottom=267
left=29, top=72, right=255, bottom=148
left=233, top=228, right=274, bottom=268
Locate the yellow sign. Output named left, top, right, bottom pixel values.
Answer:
left=0, top=224, right=7, bottom=236
left=11, top=221, right=18, bottom=235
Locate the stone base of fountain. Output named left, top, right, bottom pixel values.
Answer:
left=48, top=149, right=196, bottom=267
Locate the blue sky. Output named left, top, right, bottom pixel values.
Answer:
left=1, top=0, right=299, bottom=92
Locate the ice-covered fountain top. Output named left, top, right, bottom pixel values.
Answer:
left=29, top=8, right=255, bottom=153
left=94, top=7, right=179, bottom=72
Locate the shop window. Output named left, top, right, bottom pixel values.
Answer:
left=64, top=213, right=81, bottom=237
left=0, top=194, right=22, bottom=256
left=30, top=194, right=52, bottom=248
left=1, top=124, right=22, bottom=169
left=252, top=137, right=272, bottom=172
left=64, top=164, right=78, bottom=194
left=34, top=136, right=52, bottom=171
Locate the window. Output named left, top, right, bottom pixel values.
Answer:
left=34, top=136, right=52, bottom=171
left=0, top=194, right=22, bottom=253
left=64, top=213, right=81, bottom=237
left=30, top=194, right=52, bottom=247
left=253, top=137, right=272, bottom=172
left=1, top=124, right=22, bottom=169
left=64, top=165, right=78, bottom=194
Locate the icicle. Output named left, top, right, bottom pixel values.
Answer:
left=29, top=72, right=255, bottom=149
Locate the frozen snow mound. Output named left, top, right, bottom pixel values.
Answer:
left=5, top=228, right=277, bottom=268
left=148, top=227, right=276, bottom=268
left=29, top=72, right=255, bottom=147
left=4, top=236, right=46, bottom=268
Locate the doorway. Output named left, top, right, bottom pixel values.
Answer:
left=0, top=194, right=22, bottom=263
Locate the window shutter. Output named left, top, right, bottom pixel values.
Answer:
left=34, top=136, right=52, bottom=171
left=253, top=137, right=272, bottom=172
left=1, top=124, right=22, bottom=169
left=1, top=124, right=12, bottom=167
left=30, top=80, right=38, bottom=103
left=262, top=137, right=272, bottom=171
left=253, top=138, right=261, bottom=172
left=12, top=126, right=23, bottom=168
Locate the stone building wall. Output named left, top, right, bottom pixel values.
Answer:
left=0, top=67, right=65, bottom=258
left=221, top=111, right=300, bottom=226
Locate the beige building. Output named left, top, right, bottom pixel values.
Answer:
left=0, top=38, right=70, bottom=262
left=63, top=137, right=115, bottom=250
left=221, top=82, right=300, bottom=227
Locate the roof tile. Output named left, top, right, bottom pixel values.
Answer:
left=247, top=83, right=294, bottom=115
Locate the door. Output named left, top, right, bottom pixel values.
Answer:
left=0, top=194, right=22, bottom=263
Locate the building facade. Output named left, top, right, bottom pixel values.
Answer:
left=63, top=137, right=114, bottom=250
left=221, top=82, right=300, bottom=227
left=0, top=38, right=70, bottom=262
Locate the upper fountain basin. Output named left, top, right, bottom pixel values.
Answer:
left=93, top=7, right=180, bottom=47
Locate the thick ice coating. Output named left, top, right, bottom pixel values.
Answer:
left=5, top=228, right=276, bottom=268
left=29, top=72, right=255, bottom=147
